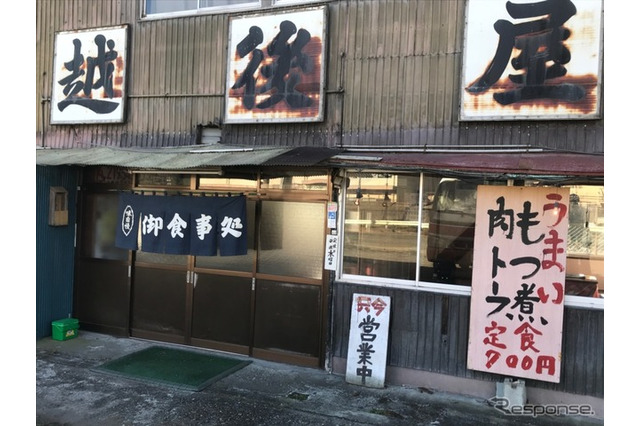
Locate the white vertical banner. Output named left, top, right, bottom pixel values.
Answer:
left=324, top=234, right=338, bottom=271
left=467, top=186, right=569, bottom=383
left=345, top=294, right=391, bottom=388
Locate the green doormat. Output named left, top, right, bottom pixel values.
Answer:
left=95, top=346, right=251, bottom=391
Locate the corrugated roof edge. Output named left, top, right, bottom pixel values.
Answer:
left=324, top=150, right=604, bottom=178
left=36, top=145, right=294, bottom=169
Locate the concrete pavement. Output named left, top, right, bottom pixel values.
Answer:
left=36, top=331, right=603, bottom=425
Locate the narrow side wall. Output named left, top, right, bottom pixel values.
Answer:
left=36, top=165, right=78, bottom=339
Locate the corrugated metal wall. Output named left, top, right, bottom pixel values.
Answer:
left=36, top=166, right=78, bottom=339
left=36, top=0, right=604, bottom=153
left=332, top=282, right=604, bottom=398
left=336, top=0, right=463, bottom=147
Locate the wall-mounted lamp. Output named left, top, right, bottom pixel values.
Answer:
left=381, top=191, right=391, bottom=208
left=354, top=174, right=363, bottom=205
left=381, top=174, right=391, bottom=207
left=355, top=187, right=363, bottom=206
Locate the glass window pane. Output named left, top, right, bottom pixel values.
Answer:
left=343, top=173, right=420, bottom=280
left=135, top=173, right=190, bottom=188
left=198, top=177, right=257, bottom=191
left=342, top=173, right=604, bottom=298
left=260, top=174, right=328, bottom=192
left=145, top=0, right=258, bottom=15
left=258, top=201, right=325, bottom=279
left=200, top=0, right=257, bottom=7
left=567, top=186, right=604, bottom=256
left=146, top=0, right=197, bottom=14
left=421, top=177, right=511, bottom=286
left=80, top=193, right=129, bottom=261
left=274, top=0, right=316, bottom=6
left=135, top=251, right=188, bottom=266
left=422, top=177, right=481, bottom=285
left=565, top=185, right=604, bottom=297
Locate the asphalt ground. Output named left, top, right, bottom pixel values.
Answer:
left=35, top=331, right=604, bottom=425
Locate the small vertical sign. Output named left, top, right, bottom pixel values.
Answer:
left=345, top=294, right=391, bottom=388
left=327, top=201, right=337, bottom=229
left=324, top=233, right=338, bottom=271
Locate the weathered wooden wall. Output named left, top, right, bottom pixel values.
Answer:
left=36, top=0, right=604, bottom=151
left=332, top=282, right=604, bottom=398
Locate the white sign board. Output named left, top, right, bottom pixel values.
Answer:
left=345, top=294, right=391, bottom=388
left=467, top=186, right=569, bottom=383
left=51, top=25, right=128, bottom=124
left=460, top=0, right=603, bottom=120
left=225, top=6, right=327, bottom=123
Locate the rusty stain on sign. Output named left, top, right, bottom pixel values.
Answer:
left=225, top=7, right=327, bottom=123
left=460, top=0, right=602, bottom=120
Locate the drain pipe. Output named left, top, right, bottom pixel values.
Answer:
left=40, top=70, right=49, bottom=148
left=40, top=96, right=49, bottom=148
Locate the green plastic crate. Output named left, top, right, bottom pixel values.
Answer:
left=51, top=318, right=79, bottom=341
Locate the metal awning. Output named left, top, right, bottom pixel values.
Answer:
left=325, top=150, right=604, bottom=179
left=36, top=146, right=603, bottom=180
left=262, top=147, right=343, bottom=166
left=35, top=145, right=328, bottom=170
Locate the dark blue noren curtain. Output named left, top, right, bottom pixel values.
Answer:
left=140, top=195, right=165, bottom=253
left=190, top=196, right=219, bottom=256
left=115, top=192, right=248, bottom=256
left=217, top=195, right=248, bottom=256
left=162, top=196, right=191, bottom=254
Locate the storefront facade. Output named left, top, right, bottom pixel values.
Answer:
left=36, top=0, right=604, bottom=416
left=69, top=163, right=337, bottom=367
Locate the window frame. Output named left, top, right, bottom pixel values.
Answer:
left=336, top=170, right=604, bottom=311
left=141, top=0, right=324, bottom=20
